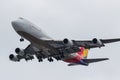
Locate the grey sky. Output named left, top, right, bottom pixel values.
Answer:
left=0, top=0, right=120, bottom=80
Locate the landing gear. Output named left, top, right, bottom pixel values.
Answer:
left=38, top=58, right=43, bottom=62
left=35, top=52, right=44, bottom=62
left=48, top=57, right=54, bottom=62
left=20, top=38, right=24, bottom=42
left=55, top=57, right=61, bottom=61
left=36, top=56, right=43, bottom=62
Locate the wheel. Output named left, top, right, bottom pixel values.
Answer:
left=50, top=57, right=53, bottom=62
left=48, top=57, right=53, bottom=62
left=55, top=56, right=62, bottom=61
left=37, top=56, right=43, bottom=62
left=38, top=59, right=43, bottom=62
left=25, top=58, right=28, bottom=61
left=48, top=58, right=50, bottom=62
left=51, top=58, right=54, bottom=62
left=20, top=38, right=24, bottom=42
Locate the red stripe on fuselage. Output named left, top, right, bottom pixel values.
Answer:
left=64, top=47, right=84, bottom=63
left=77, top=47, right=85, bottom=58
left=64, top=55, right=81, bottom=63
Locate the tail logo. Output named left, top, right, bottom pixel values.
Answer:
left=78, top=47, right=89, bottom=58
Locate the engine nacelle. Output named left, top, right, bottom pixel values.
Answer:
left=63, top=38, right=73, bottom=47
left=9, top=54, right=19, bottom=62
left=15, top=48, right=25, bottom=56
left=92, top=38, right=103, bottom=45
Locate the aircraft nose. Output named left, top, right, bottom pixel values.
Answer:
left=11, top=20, right=21, bottom=31
left=11, top=17, right=24, bottom=26
left=11, top=20, right=18, bottom=27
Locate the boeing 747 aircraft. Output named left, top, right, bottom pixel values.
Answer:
left=9, top=17, right=120, bottom=66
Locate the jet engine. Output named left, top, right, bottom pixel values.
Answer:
left=9, top=54, right=20, bottom=61
left=15, top=48, right=25, bottom=56
left=92, top=38, right=103, bottom=45
left=63, top=38, right=74, bottom=47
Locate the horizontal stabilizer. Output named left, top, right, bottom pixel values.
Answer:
left=68, top=63, right=81, bottom=66
left=68, top=58, right=109, bottom=66
left=82, top=58, right=109, bottom=63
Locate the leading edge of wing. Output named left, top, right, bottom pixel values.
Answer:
left=45, top=38, right=120, bottom=49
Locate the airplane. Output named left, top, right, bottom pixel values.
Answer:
left=9, top=17, right=120, bottom=66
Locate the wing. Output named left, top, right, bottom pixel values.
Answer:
left=47, top=38, right=120, bottom=49
left=75, top=38, right=120, bottom=48
left=100, top=38, right=120, bottom=44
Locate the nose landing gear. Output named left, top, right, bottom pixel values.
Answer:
left=20, top=38, right=24, bottom=42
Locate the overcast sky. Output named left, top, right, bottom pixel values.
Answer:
left=0, top=0, right=120, bottom=80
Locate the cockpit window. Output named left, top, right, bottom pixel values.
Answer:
left=19, top=17, right=24, bottom=20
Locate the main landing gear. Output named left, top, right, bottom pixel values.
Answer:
left=38, top=58, right=43, bottom=62
left=48, top=57, right=54, bottom=62
left=36, top=56, right=43, bottom=62
left=38, top=57, right=54, bottom=62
